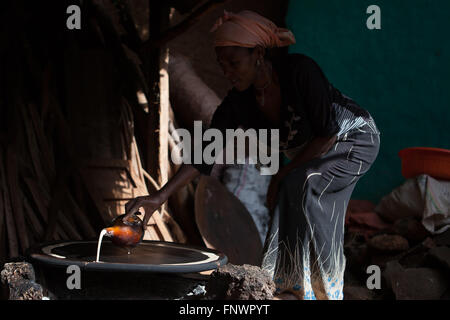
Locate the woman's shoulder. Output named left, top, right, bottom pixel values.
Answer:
left=274, top=53, right=328, bottom=86
left=274, top=53, right=317, bottom=69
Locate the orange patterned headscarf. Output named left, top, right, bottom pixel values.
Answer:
left=210, top=10, right=296, bottom=48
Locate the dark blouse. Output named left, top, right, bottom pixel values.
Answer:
left=192, top=53, right=374, bottom=175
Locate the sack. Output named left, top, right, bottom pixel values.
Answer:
left=375, top=174, right=450, bottom=234
left=222, top=163, right=271, bottom=245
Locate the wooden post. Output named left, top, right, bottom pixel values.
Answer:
left=146, top=1, right=170, bottom=189
left=159, top=47, right=170, bottom=189
left=144, top=0, right=171, bottom=221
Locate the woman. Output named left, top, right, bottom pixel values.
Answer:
left=125, top=10, right=380, bottom=300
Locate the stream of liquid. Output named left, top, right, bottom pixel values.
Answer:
left=95, top=229, right=107, bottom=262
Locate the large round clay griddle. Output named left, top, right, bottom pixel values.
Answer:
left=195, top=176, right=262, bottom=266
left=29, top=240, right=227, bottom=273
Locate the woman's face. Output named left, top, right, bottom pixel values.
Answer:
left=215, top=46, right=260, bottom=91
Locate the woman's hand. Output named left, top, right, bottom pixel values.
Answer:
left=121, top=164, right=201, bottom=230
left=124, top=191, right=166, bottom=229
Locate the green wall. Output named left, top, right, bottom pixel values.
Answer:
left=286, top=0, right=450, bottom=203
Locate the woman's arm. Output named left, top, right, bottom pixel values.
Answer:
left=125, top=164, right=200, bottom=227
left=278, top=135, right=337, bottom=181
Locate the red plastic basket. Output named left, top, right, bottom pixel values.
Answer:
left=398, top=147, right=450, bottom=180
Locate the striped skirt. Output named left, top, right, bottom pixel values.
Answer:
left=261, top=121, right=380, bottom=300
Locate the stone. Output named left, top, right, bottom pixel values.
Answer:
left=393, top=217, right=430, bottom=244
left=382, top=260, right=404, bottom=292
left=345, top=243, right=370, bottom=273
left=398, top=250, right=429, bottom=269
left=205, top=264, right=276, bottom=300
left=422, top=237, right=436, bottom=249
left=343, top=286, right=374, bottom=300
left=368, top=234, right=409, bottom=252
left=1, top=262, right=36, bottom=284
left=428, top=246, right=450, bottom=271
left=344, top=268, right=365, bottom=287
left=347, top=200, right=377, bottom=213
left=8, top=279, right=43, bottom=300
left=371, top=253, right=402, bottom=270
left=398, top=240, right=434, bottom=268
left=386, top=264, right=448, bottom=300
left=433, top=229, right=450, bottom=246
left=1, top=262, right=43, bottom=300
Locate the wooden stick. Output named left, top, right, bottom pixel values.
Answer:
left=113, top=0, right=142, bottom=50
left=151, top=209, right=174, bottom=242
left=56, top=209, right=83, bottom=240
left=0, top=152, right=19, bottom=258
left=24, top=177, right=82, bottom=241
left=72, top=173, right=88, bottom=219
left=80, top=157, right=156, bottom=194
left=90, top=0, right=148, bottom=98
left=44, top=172, right=70, bottom=242
left=54, top=227, right=63, bottom=241
left=56, top=206, right=83, bottom=241
left=121, top=98, right=133, bottom=160
left=20, top=102, right=49, bottom=194
left=161, top=208, right=187, bottom=243
left=146, top=225, right=160, bottom=241
left=0, top=164, right=5, bottom=250
left=79, top=168, right=113, bottom=225
left=22, top=194, right=45, bottom=241
left=66, top=192, right=97, bottom=239
left=142, top=169, right=160, bottom=193
left=44, top=204, right=61, bottom=241
left=6, top=146, right=30, bottom=252
left=24, top=177, right=49, bottom=223
left=28, top=103, right=56, bottom=181
left=142, top=0, right=228, bottom=50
